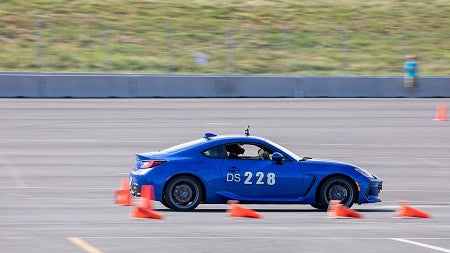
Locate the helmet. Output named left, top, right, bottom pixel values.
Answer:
left=226, top=144, right=245, bottom=155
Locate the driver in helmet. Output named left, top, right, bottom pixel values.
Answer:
left=226, top=144, right=245, bottom=159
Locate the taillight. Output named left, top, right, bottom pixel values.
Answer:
left=139, top=160, right=165, bottom=169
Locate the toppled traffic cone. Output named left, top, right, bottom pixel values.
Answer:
left=131, top=185, right=164, bottom=220
left=433, top=105, right=448, bottom=121
left=394, top=201, right=431, bottom=218
left=227, top=200, right=263, bottom=219
left=327, top=200, right=363, bottom=219
left=115, top=179, right=133, bottom=206
left=132, top=206, right=164, bottom=219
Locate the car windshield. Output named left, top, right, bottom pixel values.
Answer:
left=161, top=138, right=207, bottom=153
left=265, top=139, right=302, bottom=161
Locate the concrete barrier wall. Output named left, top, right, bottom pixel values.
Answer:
left=0, top=73, right=449, bottom=98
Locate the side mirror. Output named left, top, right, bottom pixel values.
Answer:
left=271, top=152, right=284, bottom=165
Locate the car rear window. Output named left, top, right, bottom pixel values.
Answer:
left=161, top=138, right=207, bottom=154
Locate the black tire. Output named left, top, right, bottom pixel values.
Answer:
left=164, top=175, right=202, bottom=211
left=318, top=176, right=356, bottom=209
left=160, top=198, right=171, bottom=209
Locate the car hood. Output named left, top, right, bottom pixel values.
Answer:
left=301, top=157, right=353, bottom=167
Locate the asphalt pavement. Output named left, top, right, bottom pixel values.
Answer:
left=1, top=98, right=449, bottom=253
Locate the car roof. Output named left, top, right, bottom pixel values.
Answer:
left=150, top=133, right=302, bottom=161
left=205, top=134, right=268, bottom=143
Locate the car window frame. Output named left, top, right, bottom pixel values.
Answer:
left=222, top=141, right=294, bottom=162
left=201, top=144, right=228, bottom=159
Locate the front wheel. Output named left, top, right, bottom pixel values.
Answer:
left=310, top=203, right=325, bottom=210
left=318, top=176, right=356, bottom=209
left=164, top=175, right=202, bottom=211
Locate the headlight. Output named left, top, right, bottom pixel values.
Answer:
left=354, top=167, right=374, bottom=178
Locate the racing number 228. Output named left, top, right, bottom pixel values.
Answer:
left=244, top=172, right=276, bottom=185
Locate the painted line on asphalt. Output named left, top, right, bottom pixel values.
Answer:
left=0, top=237, right=30, bottom=239
left=391, top=238, right=450, bottom=253
left=2, top=138, right=450, bottom=148
left=79, top=236, right=450, bottom=240
left=68, top=237, right=102, bottom=253
left=287, top=143, right=450, bottom=148
left=0, top=186, right=113, bottom=190
left=0, top=138, right=172, bottom=143
left=383, top=189, right=450, bottom=192
left=2, top=185, right=449, bottom=194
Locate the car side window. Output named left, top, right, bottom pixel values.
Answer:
left=226, top=143, right=274, bottom=160
left=203, top=145, right=227, bottom=159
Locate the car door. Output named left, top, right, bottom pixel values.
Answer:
left=220, top=143, right=303, bottom=198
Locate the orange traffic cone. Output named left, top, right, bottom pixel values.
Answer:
left=395, top=201, right=431, bottom=218
left=227, top=200, right=263, bottom=219
left=327, top=200, right=363, bottom=219
left=131, top=185, right=164, bottom=220
left=131, top=206, right=164, bottom=219
left=433, top=105, right=448, bottom=121
left=115, top=179, right=133, bottom=206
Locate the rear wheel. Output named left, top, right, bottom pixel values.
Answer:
left=160, top=198, right=171, bottom=209
left=164, top=175, right=202, bottom=211
left=318, top=176, right=356, bottom=209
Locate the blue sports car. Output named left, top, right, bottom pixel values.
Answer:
left=129, top=130, right=382, bottom=211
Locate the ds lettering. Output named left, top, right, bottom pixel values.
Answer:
left=227, top=172, right=276, bottom=185
left=226, top=173, right=241, bottom=182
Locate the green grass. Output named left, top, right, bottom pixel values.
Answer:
left=1, top=0, right=449, bottom=75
